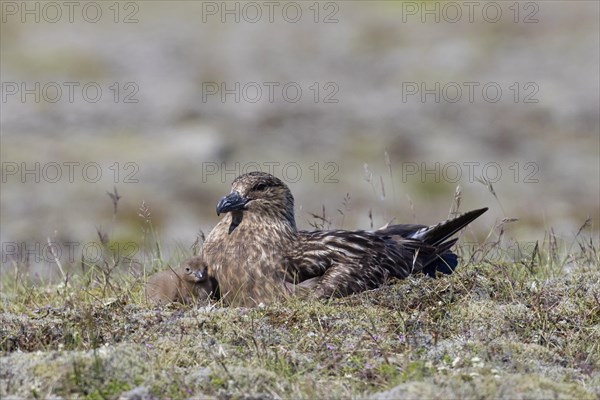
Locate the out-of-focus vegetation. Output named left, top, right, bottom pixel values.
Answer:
left=1, top=227, right=598, bottom=398
left=1, top=189, right=599, bottom=398
left=1, top=2, right=598, bottom=398
left=1, top=2, right=598, bottom=277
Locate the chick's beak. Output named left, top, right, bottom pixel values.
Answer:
left=216, top=191, right=248, bottom=215
left=194, top=269, right=205, bottom=281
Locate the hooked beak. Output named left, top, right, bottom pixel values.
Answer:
left=216, top=191, right=248, bottom=215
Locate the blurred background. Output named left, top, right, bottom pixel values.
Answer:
left=1, top=1, right=598, bottom=275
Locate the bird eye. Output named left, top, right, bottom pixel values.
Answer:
left=185, top=267, right=191, bottom=273
left=254, top=183, right=267, bottom=191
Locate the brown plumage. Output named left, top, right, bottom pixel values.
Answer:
left=146, top=256, right=214, bottom=305
left=202, top=172, right=487, bottom=307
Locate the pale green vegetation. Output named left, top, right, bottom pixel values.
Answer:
left=1, top=219, right=598, bottom=399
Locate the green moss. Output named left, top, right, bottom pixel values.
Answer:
left=1, top=242, right=599, bottom=399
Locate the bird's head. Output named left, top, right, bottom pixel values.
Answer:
left=216, top=172, right=296, bottom=228
left=181, top=257, right=208, bottom=283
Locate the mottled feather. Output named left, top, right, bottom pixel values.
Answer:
left=202, top=172, right=487, bottom=306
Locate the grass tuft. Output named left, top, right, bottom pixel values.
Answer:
left=1, top=186, right=598, bottom=398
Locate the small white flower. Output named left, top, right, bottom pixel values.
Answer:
left=471, top=357, right=484, bottom=368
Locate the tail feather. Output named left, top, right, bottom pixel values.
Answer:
left=380, top=208, right=488, bottom=277
left=421, top=208, right=487, bottom=276
left=406, top=207, right=488, bottom=246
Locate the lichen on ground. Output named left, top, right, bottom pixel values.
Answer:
left=1, top=248, right=599, bottom=399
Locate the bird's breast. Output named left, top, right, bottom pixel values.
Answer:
left=201, top=215, right=298, bottom=305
